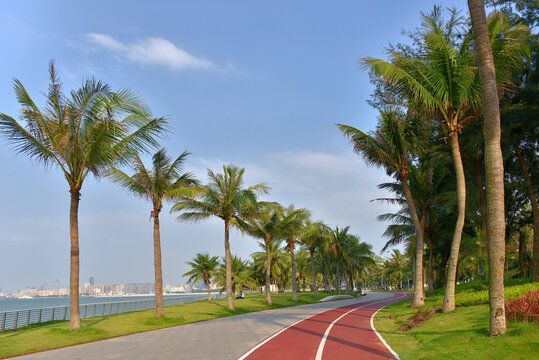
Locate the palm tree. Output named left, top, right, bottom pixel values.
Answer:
left=0, top=63, right=166, bottom=329
left=360, top=7, right=529, bottom=312
left=215, top=255, right=255, bottom=296
left=184, top=253, right=220, bottom=300
left=328, top=226, right=351, bottom=295
left=172, top=164, right=269, bottom=310
left=467, top=0, right=508, bottom=336
left=251, top=238, right=290, bottom=295
left=245, top=203, right=286, bottom=305
left=337, top=109, right=426, bottom=306
left=281, top=205, right=311, bottom=301
left=108, top=149, right=198, bottom=316
left=299, top=220, right=330, bottom=297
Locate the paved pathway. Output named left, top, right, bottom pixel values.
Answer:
left=16, top=292, right=407, bottom=360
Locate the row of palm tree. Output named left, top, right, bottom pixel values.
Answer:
left=337, top=4, right=536, bottom=337
left=183, top=224, right=375, bottom=303
left=0, top=63, right=377, bottom=326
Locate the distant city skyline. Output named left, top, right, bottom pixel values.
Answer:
left=0, top=0, right=468, bottom=292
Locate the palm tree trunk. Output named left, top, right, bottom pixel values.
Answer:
left=335, top=260, right=340, bottom=295
left=265, top=238, right=272, bottom=305
left=468, top=0, right=507, bottom=336
left=443, top=133, right=466, bottom=313
left=289, top=239, right=298, bottom=301
left=514, top=144, right=539, bottom=281
left=224, top=220, right=235, bottom=310
left=323, top=260, right=330, bottom=292
left=518, top=232, right=527, bottom=278
left=400, top=177, right=425, bottom=307
left=207, top=281, right=212, bottom=300
left=426, top=233, right=434, bottom=294
left=310, top=249, right=319, bottom=297
left=475, top=157, right=488, bottom=247
left=69, top=190, right=81, bottom=330
left=153, top=210, right=164, bottom=317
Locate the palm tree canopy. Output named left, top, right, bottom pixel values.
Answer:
left=0, top=62, right=168, bottom=191
left=183, top=253, right=220, bottom=286
left=172, top=164, right=270, bottom=227
left=360, top=7, right=529, bottom=128
left=337, top=109, right=424, bottom=179
left=107, top=148, right=199, bottom=211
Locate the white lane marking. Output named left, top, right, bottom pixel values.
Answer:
left=237, top=297, right=384, bottom=360
left=237, top=308, right=326, bottom=360
left=370, top=293, right=407, bottom=360
left=314, top=294, right=401, bottom=360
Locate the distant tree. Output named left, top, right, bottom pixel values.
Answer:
left=184, top=253, right=220, bottom=300
left=0, top=62, right=167, bottom=329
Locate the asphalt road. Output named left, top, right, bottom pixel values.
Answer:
left=16, top=292, right=399, bottom=360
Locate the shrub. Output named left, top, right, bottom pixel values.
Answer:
left=455, top=282, right=539, bottom=307
left=505, top=289, right=539, bottom=323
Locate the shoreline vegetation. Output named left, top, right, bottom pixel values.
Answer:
left=0, top=292, right=328, bottom=359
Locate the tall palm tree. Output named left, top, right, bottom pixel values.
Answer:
left=0, top=63, right=166, bottom=329
left=108, top=149, right=198, bottom=317
left=467, top=0, right=509, bottom=336
left=299, top=220, right=330, bottom=297
left=281, top=205, right=311, bottom=301
left=184, top=253, right=220, bottom=300
left=172, top=164, right=269, bottom=310
left=337, top=109, right=426, bottom=306
left=360, top=7, right=529, bottom=312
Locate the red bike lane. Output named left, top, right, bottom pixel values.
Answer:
left=239, top=292, right=410, bottom=360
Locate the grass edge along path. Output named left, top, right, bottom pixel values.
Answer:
left=373, top=281, right=539, bottom=360
left=0, top=292, right=329, bottom=359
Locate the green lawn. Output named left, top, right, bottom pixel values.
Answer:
left=374, top=283, right=539, bottom=360
left=0, top=292, right=328, bottom=359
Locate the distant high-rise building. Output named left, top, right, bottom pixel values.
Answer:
left=89, top=276, right=95, bottom=286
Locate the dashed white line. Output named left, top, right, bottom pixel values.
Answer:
left=314, top=295, right=401, bottom=360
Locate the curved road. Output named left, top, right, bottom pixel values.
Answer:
left=16, top=292, right=408, bottom=360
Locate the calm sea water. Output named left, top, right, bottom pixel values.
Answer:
left=0, top=294, right=205, bottom=312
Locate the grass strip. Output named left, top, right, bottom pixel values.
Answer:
left=374, top=283, right=539, bottom=360
left=0, top=292, right=329, bottom=358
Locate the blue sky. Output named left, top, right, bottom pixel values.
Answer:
left=0, top=0, right=468, bottom=292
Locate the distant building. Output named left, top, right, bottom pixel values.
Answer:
left=124, top=283, right=154, bottom=294
left=89, top=276, right=95, bottom=286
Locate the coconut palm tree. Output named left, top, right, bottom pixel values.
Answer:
left=0, top=62, right=166, bottom=329
left=468, top=0, right=510, bottom=336
left=299, top=220, right=330, bottom=297
left=251, top=238, right=290, bottom=295
left=184, top=253, right=220, bottom=300
left=281, top=205, right=311, bottom=301
left=337, top=109, right=426, bottom=306
left=245, top=203, right=287, bottom=305
left=328, top=226, right=351, bottom=295
left=172, top=164, right=269, bottom=310
left=108, top=149, right=198, bottom=316
left=360, top=7, right=529, bottom=312
left=215, top=255, right=255, bottom=296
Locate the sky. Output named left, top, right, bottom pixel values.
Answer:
left=0, top=0, right=469, bottom=292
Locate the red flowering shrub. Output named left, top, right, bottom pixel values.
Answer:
left=504, top=289, right=539, bottom=323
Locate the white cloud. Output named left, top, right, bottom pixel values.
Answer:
left=86, top=33, right=217, bottom=72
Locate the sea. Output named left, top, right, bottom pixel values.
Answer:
left=0, top=294, right=204, bottom=313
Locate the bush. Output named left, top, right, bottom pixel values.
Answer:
left=455, top=282, right=539, bottom=307
left=505, top=289, right=539, bottom=323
